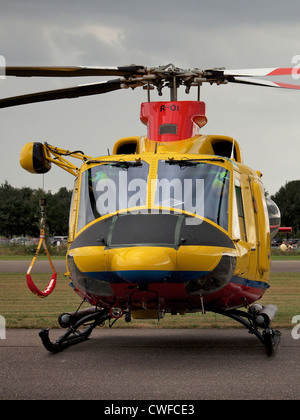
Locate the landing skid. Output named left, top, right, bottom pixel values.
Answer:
left=39, top=308, right=111, bottom=353
left=216, top=308, right=281, bottom=355
left=39, top=305, right=281, bottom=354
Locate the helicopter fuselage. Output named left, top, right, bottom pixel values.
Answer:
left=66, top=134, right=271, bottom=320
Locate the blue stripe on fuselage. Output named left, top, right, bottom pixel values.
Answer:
left=84, top=270, right=209, bottom=283
left=83, top=270, right=270, bottom=290
left=230, top=276, right=270, bottom=290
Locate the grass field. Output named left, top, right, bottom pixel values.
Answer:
left=0, top=271, right=298, bottom=329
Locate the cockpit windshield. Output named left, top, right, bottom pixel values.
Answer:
left=155, top=160, right=230, bottom=230
left=77, top=159, right=230, bottom=232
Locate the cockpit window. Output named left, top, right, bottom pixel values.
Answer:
left=155, top=160, right=230, bottom=230
left=77, top=161, right=149, bottom=232
left=76, top=159, right=230, bottom=233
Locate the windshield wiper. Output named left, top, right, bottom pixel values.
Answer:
left=86, top=158, right=142, bottom=167
left=111, top=159, right=142, bottom=168
left=165, top=157, right=225, bottom=166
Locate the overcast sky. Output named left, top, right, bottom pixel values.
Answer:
left=0, top=0, right=300, bottom=196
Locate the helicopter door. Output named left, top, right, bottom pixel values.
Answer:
left=251, top=179, right=271, bottom=274
left=68, top=177, right=79, bottom=243
left=232, top=173, right=258, bottom=281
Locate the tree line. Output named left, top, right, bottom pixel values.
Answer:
left=0, top=181, right=72, bottom=238
left=0, top=179, right=299, bottom=239
left=271, top=180, right=300, bottom=237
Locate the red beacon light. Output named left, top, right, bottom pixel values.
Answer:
left=278, top=227, right=292, bottom=233
left=140, top=100, right=207, bottom=142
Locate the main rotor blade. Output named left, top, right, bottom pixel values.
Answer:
left=2, top=65, right=145, bottom=78
left=231, top=76, right=300, bottom=90
left=0, top=78, right=123, bottom=109
left=223, top=67, right=297, bottom=77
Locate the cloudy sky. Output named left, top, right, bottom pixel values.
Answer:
left=0, top=0, right=300, bottom=196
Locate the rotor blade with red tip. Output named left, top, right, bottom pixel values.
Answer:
left=223, top=67, right=298, bottom=77
left=231, top=76, right=300, bottom=90
left=0, top=78, right=123, bottom=109
left=1, top=65, right=145, bottom=78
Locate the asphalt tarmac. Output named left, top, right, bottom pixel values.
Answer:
left=1, top=328, right=299, bottom=400
left=0, top=259, right=299, bottom=401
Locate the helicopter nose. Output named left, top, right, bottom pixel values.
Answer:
left=68, top=213, right=237, bottom=294
left=108, top=247, right=177, bottom=283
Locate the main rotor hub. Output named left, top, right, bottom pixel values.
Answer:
left=120, top=64, right=228, bottom=101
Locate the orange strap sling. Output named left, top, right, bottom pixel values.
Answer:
left=26, top=198, right=57, bottom=298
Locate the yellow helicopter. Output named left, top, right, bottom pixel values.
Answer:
left=1, top=64, right=297, bottom=353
